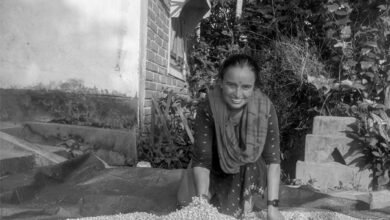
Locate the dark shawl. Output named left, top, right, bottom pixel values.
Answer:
left=208, top=87, right=271, bottom=174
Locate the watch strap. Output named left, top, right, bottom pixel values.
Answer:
left=267, top=199, right=279, bottom=207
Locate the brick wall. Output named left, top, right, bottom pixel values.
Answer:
left=141, top=0, right=188, bottom=136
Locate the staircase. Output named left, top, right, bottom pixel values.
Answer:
left=295, top=116, right=371, bottom=192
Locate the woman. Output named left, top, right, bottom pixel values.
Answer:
left=191, top=54, right=284, bottom=219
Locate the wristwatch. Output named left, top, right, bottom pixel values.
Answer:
left=267, top=199, right=279, bottom=207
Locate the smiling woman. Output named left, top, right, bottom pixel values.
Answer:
left=178, top=54, right=284, bottom=219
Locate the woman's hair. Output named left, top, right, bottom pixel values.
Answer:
left=218, top=54, right=260, bottom=87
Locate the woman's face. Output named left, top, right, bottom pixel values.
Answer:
left=221, top=65, right=256, bottom=110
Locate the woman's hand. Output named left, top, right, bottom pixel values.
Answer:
left=200, top=194, right=211, bottom=203
left=267, top=206, right=284, bottom=220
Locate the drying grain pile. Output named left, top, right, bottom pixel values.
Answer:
left=70, top=197, right=236, bottom=220
left=70, top=197, right=360, bottom=220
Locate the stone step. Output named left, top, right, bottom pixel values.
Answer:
left=0, top=131, right=67, bottom=167
left=305, top=134, right=363, bottom=166
left=0, top=141, right=68, bottom=176
left=0, top=136, right=36, bottom=176
left=370, top=190, right=390, bottom=210
left=312, top=116, right=357, bottom=136
left=295, top=160, right=371, bottom=192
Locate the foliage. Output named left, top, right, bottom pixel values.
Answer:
left=320, top=0, right=390, bottom=108
left=321, top=1, right=390, bottom=188
left=275, top=37, right=329, bottom=86
left=185, top=0, right=390, bottom=178
left=138, top=90, right=197, bottom=169
left=348, top=101, right=390, bottom=190
left=34, top=91, right=136, bottom=129
left=187, top=40, right=220, bottom=97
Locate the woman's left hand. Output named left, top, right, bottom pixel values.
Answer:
left=267, top=206, right=284, bottom=220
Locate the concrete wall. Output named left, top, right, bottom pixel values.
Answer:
left=0, top=0, right=140, bottom=97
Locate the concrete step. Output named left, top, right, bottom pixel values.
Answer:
left=370, top=190, right=390, bottom=210
left=0, top=131, right=67, bottom=167
left=295, top=160, right=371, bottom=192
left=0, top=144, right=67, bottom=177
left=312, top=116, right=357, bottom=136
left=305, top=134, right=363, bottom=165
left=0, top=132, right=69, bottom=176
left=0, top=135, right=36, bottom=176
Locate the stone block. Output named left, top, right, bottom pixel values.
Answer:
left=370, top=190, right=390, bottom=210
left=305, top=134, right=363, bottom=165
left=312, top=116, right=357, bottom=136
left=295, top=161, right=371, bottom=192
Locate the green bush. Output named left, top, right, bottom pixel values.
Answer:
left=138, top=90, right=197, bottom=169
left=348, top=101, right=390, bottom=190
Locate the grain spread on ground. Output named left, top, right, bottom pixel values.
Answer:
left=69, top=197, right=360, bottom=220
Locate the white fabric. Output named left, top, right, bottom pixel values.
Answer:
left=170, top=0, right=210, bottom=62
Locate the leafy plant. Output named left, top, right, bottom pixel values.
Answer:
left=322, top=0, right=390, bottom=103
left=348, top=101, right=390, bottom=190
left=138, top=90, right=197, bottom=169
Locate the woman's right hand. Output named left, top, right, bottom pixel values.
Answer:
left=200, top=193, right=211, bottom=203
left=267, top=206, right=285, bottom=220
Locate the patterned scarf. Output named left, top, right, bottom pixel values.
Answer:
left=208, top=87, right=271, bottom=174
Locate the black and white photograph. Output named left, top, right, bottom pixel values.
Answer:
left=0, top=0, right=389, bottom=219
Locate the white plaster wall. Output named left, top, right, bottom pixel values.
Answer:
left=0, top=0, right=140, bottom=97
